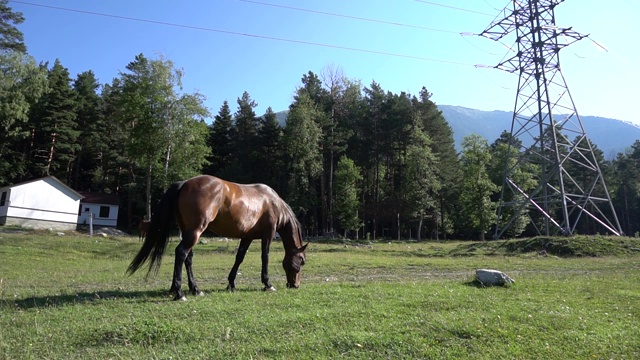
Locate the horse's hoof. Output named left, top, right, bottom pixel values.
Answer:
left=226, top=285, right=236, bottom=292
left=263, top=286, right=277, bottom=292
left=173, top=295, right=187, bottom=301
left=191, top=289, right=205, bottom=296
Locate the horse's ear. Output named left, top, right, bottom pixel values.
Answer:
left=300, top=243, right=309, bottom=252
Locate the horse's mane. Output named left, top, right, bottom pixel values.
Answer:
left=277, top=198, right=303, bottom=247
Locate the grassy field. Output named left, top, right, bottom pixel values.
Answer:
left=0, top=230, right=639, bottom=359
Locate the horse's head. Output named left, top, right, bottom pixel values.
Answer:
left=282, top=243, right=307, bottom=289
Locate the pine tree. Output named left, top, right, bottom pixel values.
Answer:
left=319, top=66, right=359, bottom=234
left=0, top=0, right=26, bottom=53
left=610, top=143, right=640, bottom=235
left=72, top=70, right=105, bottom=191
left=403, top=125, right=440, bottom=241
left=358, top=81, right=387, bottom=239
left=228, top=91, right=260, bottom=183
left=282, top=92, right=323, bottom=230
left=256, top=106, right=284, bottom=190
left=97, top=79, right=129, bottom=194
left=28, top=59, right=80, bottom=181
left=205, top=100, right=234, bottom=177
left=414, top=87, right=460, bottom=239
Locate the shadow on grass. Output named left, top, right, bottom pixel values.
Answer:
left=9, top=289, right=168, bottom=309
left=7, top=286, right=273, bottom=309
left=462, top=279, right=514, bottom=289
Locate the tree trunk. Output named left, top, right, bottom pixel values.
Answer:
left=45, top=127, right=57, bottom=176
left=164, top=144, right=171, bottom=179
left=320, top=165, right=328, bottom=235
left=329, top=142, right=334, bottom=233
left=146, top=160, right=152, bottom=219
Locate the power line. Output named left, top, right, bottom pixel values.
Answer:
left=237, top=0, right=461, bottom=35
left=411, top=0, right=494, bottom=16
left=10, top=0, right=478, bottom=66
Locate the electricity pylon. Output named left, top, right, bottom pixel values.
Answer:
left=480, top=0, right=622, bottom=238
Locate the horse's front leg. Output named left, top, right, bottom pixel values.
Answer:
left=185, top=250, right=204, bottom=296
left=261, top=238, right=275, bottom=291
left=227, top=238, right=253, bottom=291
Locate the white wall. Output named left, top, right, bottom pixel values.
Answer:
left=2, top=178, right=81, bottom=229
left=78, top=203, right=118, bottom=227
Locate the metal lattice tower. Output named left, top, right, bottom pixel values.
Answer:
left=480, top=0, right=622, bottom=238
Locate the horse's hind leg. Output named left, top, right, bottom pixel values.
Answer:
left=185, top=249, right=204, bottom=296
left=170, top=231, right=199, bottom=301
left=170, top=242, right=189, bottom=301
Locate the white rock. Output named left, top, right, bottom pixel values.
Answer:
left=476, top=269, right=515, bottom=286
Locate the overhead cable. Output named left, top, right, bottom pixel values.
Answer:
left=11, top=0, right=478, bottom=66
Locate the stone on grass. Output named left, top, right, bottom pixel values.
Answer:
left=475, top=269, right=515, bottom=286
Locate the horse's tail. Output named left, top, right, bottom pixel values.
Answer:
left=127, top=181, right=185, bottom=276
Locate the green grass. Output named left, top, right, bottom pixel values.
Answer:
left=0, top=232, right=639, bottom=359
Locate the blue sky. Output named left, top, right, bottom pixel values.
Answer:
left=10, top=0, right=639, bottom=124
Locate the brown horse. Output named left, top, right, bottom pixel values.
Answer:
left=137, top=219, right=150, bottom=241
left=127, top=175, right=308, bottom=301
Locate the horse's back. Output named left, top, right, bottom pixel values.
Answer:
left=178, top=175, right=283, bottom=238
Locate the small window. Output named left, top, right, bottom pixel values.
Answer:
left=0, top=191, right=6, bottom=206
left=99, top=206, right=110, bottom=218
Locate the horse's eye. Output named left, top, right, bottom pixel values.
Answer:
left=300, top=256, right=306, bottom=266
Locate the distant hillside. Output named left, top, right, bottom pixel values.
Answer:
left=275, top=110, right=288, bottom=126
left=274, top=106, right=640, bottom=159
left=439, top=105, right=640, bottom=159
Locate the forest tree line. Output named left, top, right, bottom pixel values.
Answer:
left=2, top=2, right=640, bottom=239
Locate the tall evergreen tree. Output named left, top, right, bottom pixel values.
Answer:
left=71, top=70, right=104, bottom=191
left=97, top=79, right=129, bottom=194
left=205, top=100, right=234, bottom=177
left=320, top=66, right=359, bottom=234
left=0, top=0, right=26, bottom=53
left=256, top=106, right=284, bottom=190
left=282, top=92, right=323, bottom=232
left=227, top=91, right=260, bottom=183
left=296, top=71, right=328, bottom=105
left=402, top=124, right=440, bottom=241
left=28, top=59, right=79, bottom=181
left=610, top=143, right=640, bottom=235
left=358, top=81, right=387, bottom=238
left=414, top=87, right=460, bottom=239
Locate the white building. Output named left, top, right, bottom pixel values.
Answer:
left=78, top=192, right=120, bottom=228
left=0, top=176, right=84, bottom=231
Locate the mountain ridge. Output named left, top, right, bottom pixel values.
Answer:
left=274, top=106, right=640, bottom=159
left=439, top=105, right=640, bottom=159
